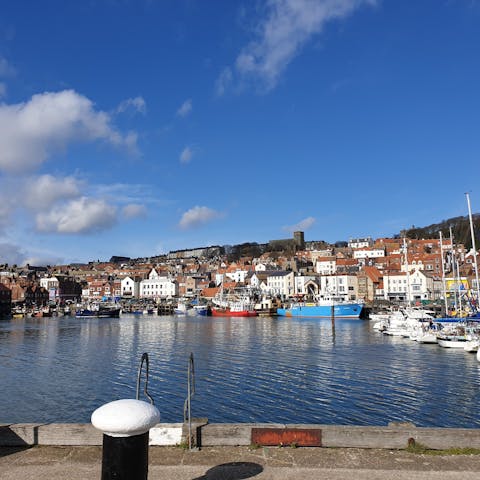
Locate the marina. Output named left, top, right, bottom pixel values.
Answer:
left=0, top=313, right=479, bottom=428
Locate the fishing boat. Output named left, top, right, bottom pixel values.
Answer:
left=277, top=296, right=363, bottom=318
left=211, top=286, right=257, bottom=317
left=76, top=304, right=120, bottom=318
left=193, top=305, right=211, bottom=316
left=174, top=302, right=192, bottom=315
left=211, top=303, right=257, bottom=317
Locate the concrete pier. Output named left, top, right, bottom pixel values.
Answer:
left=2, top=422, right=480, bottom=450
left=1, top=444, right=480, bottom=480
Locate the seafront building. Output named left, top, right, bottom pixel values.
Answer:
left=0, top=232, right=479, bottom=314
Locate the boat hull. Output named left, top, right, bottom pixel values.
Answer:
left=277, top=303, right=363, bottom=318
left=76, top=308, right=120, bottom=318
left=211, top=308, right=257, bottom=317
left=437, top=337, right=467, bottom=348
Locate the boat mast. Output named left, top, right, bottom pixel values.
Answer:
left=403, top=237, right=412, bottom=306
left=449, top=226, right=458, bottom=313
left=466, top=192, right=480, bottom=312
left=439, top=231, right=449, bottom=316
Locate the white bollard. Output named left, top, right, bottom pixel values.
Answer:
left=92, top=399, right=160, bottom=480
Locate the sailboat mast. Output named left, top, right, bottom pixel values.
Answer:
left=439, top=231, right=449, bottom=316
left=403, top=237, right=411, bottom=306
left=449, top=226, right=458, bottom=313
left=466, top=192, right=480, bottom=312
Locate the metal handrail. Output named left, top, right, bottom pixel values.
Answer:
left=183, top=352, right=195, bottom=449
left=136, top=352, right=154, bottom=405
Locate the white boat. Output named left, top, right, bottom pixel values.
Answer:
left=437, top=335, right=467, bottom=348
left=415, top=328, right=438, bottom=344
left=174, top=302, right=192, bottom=315
left=464, top=338, right=479, bottom=352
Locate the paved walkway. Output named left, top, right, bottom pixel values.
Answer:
left=1, top=445, right=480, bottom=479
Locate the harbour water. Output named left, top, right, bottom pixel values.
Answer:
left=0, top=314, right=479, bottom=427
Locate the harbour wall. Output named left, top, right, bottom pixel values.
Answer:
left=2, top=421, right=480, bottom=450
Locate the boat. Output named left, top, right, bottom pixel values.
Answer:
left=464, top=337, right=479, bottom=352
left=96, top=307, right=121, bottom=318
left=211, top=286, right=257, bottom=317
left=436, top=323, right=467, bottom=348
left=193, top=305, right=211, bottom=316
left=76, top=304, right=121, bottom=318
left=437, top=334, right=468, bottom=348
left=32, top=306, right=53, bottom=318
left=277, top=296, right=363, bottom=318
left=211, top=305, right=257, bottom=317
left=174, top=302, right=192, bottom=315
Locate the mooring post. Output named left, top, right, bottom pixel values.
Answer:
left=91, top=398, right=160, bottom=480
left=331, top=304, right=335, bottom=335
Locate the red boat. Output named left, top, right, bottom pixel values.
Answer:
left=211, top=307, right=257, bottom=317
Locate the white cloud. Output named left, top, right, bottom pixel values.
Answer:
left=176, top=99, right=192, bottom=117
left=23, top=174, right=81, bottom=210
left=0, top=89, right=138, bottom=173
left=0, top=56, right=15, bottom=77
left=116, top=96, right=147, bottom=115
left=122, top=203, right=147, bottom=219
left=35, top=197, right=117, bottom=234
left=179, top=146, right=194, bottom=164
left=284, top=216, right=316, bottom=232
left=215, top=67, right=233, bottom=96
left=178, top=206, right=223, bottom=230
left=0, top=243, right=26, bottom=266
left=218, top=0, right=376, bottom=93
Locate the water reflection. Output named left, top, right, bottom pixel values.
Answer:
left=0, top=314, right=479, bottom=427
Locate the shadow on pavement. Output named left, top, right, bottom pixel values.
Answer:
left=193, top=462, right=263, bottom=480
left=0, top=446, right=32, bottom=458
left=0, top=425, right=34, bottom=458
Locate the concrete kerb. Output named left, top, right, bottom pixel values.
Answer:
left=1, top=422, right=480, bottom=450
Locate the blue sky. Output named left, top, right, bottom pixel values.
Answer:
left=1, top=0, right=480, bottom=265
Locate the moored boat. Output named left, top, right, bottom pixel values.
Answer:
left=76, top=305, right=120, bottom=318
left=211, top=306, right=257, bottom=317
left=212, top=287, right=257, bottom=317
left=437, top=335, right=467, bottom=348
left=193, top=305, right=211, bottom=316
left=277, top=297, right=363, bottom=318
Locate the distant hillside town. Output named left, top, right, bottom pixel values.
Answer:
left=0, top=227, right=478, bottom=317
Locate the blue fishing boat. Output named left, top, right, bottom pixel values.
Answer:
left=277, top=298, right=363, bottom=318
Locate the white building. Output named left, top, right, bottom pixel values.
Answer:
left=294, top=275, right=318, bottom=296
left=353, top=248, right=385, bottom=260
left=317, top=274, right=359, bottom=301
left=225, top=268, right=250, bottom=283
left=40, top=276, right=59, bottom=302
left=249, top=273, right=266, bottom=290
left=254, top=263, right=267, bottom=271
left=266, top=271, right=295, bottom=297
left=348, top=237, right=373, bottom=249
left=315, top=257, right=336, bottom=275
left=140, top=268, right=178, bottom=299
left=383, top=270, right=439, bottom=303
left=121, top=276, right=140, bottom=298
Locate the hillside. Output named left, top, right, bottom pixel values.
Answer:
left=402, top=214, right=480, bottom=249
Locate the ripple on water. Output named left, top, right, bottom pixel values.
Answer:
left=0, top=315, right=479, bottom=426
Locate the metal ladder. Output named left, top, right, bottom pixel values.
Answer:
left=183, top=352, right=197, bottom=450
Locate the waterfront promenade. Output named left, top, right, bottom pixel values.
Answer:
left=1, top=445, right=480, bottom=479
